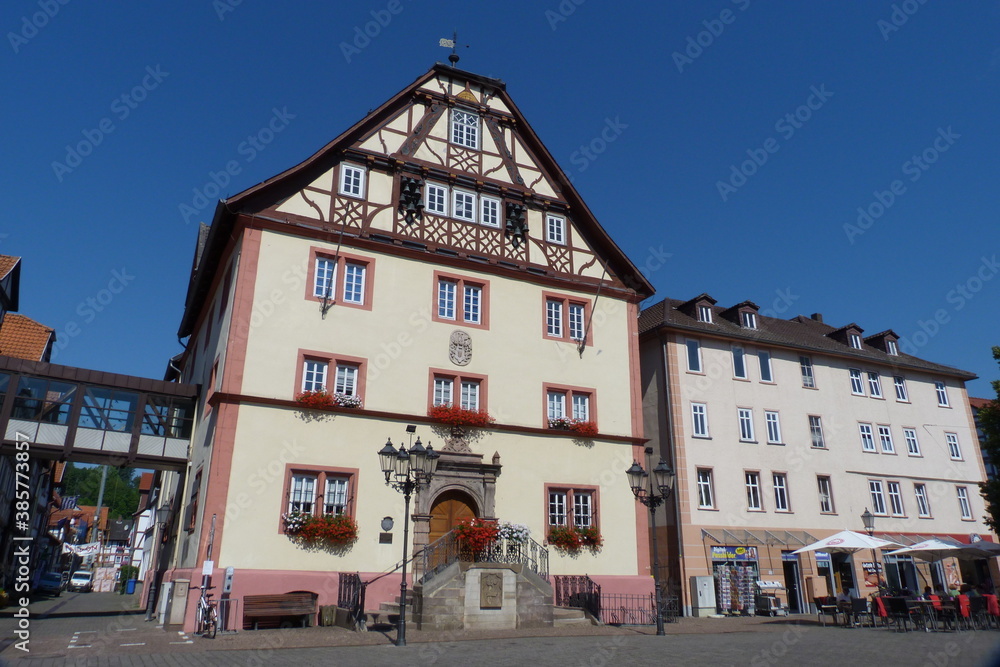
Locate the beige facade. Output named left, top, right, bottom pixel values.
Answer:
left=161, top=64, right=654, bottom=630
left=640, top=297, right=992, bottom=615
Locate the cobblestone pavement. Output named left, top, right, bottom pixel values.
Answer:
left=3, top=592, right=1000, bottom=666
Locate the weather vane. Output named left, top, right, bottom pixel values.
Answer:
left=439, top=30, right=468, bottom=66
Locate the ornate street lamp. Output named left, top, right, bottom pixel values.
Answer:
left=861, top=508, right=880, bottom=592
left=378, top=429, right=439, bottom=647
left=626, top=446, right=676, bottom=636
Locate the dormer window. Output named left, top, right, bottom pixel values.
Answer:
left=450, top=109, right=479, bottom=149
left=849, top=333, right=862, bottom=349
left=698, top=305, right=712, bottom=323
left=886, top=339, right=898, bottom=356
left=741, top=311, right=757, bottom=329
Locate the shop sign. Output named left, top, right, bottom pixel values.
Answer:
left=711, top=545, right=758, bottom=561
left=815, top=551, right=831, bottom=562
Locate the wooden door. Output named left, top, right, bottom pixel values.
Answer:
left=428, top=490, right=477, bottom=544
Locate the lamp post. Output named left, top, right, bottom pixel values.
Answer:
left=378, top=428, right=439, bottom=647
left=626, top=446, right=676, bottom=636
left=861, top=508, right=880, bottom=593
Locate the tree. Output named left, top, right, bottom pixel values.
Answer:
left=978, top=347, right=1000, bottom=533
left=62, top=464, right=140, bottom=522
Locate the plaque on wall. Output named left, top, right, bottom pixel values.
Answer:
left=480, top=571, right=503, bottom=609
left=449, top=330, right=472, bottom=366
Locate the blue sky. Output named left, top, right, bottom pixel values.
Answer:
left=3, top=1, right=999, bottom=396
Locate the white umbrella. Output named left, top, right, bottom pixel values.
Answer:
left=959, top=541, right=1000, bottom=559
left=886, top=538, right=976, bottom=562
left=792, top=530, right=901, bottom=555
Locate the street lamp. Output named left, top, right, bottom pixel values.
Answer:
left=378, top=428, right=439, bottom=647
left=626, top=446, right=676, bottom=636
left=861, top=508, right=880, bottom=593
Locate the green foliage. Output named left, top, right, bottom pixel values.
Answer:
left=62, top=464, right=141, bottom=522
left=978, top=347, right=1000, bottom=533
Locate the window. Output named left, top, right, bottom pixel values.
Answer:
left=334, top=363, right=359, bottom=396
left=765, top=411, right=782, bottom=444
left=547, top=487, right=596, bottom=529
left=869, top=480, right=887, bottom=515
left=946, top=433, right=962, bottom=460
left=450, top=109, right=479, bottom=149
left=480, top=196, right=501, bottom=228
left=745, top=472, right=762, bottom=510
left=914, top=484, right=931, bottom=517
left=433, top=374, right=483, bottom=410
left=302, top=359, right=328, bottom=392
left=187, top=470, right=201, bottom=532
left=697, top=469, right=715, bottom=509
left=887, top=339, right=899, bottom=355
left=453, top=189, right=476, bottom=222
left=877, top=425, right=895, bottom=454
left=698, top=305, right=713, bottom=323
left=758, top=351, right=773, bottom=382
left=425, top=182, right=448, bottom=215
left=867, top=372, right=883, bottom=398
left=887, top=481, right=905, bottom=516
left=546, top=215, right=566, bottom=245
left=741, top=311, right=757, bottom=329
left=686, top=339, right=702, bottom=373
left=800, top=356, right=815, bottom=388
left=849, top=369, right=865, bottom=395
left=809, top=416, right=825, bottom=448
left=434, top=273, right=488, bottom=328
left=957, top=487, right=972, bottom=520
left=308, top=249, right=374, bottom=309
left=903, top=428, right=921, bottom=456
left=288, top=473, right=317, bottom=514
left=817, top=476, right=834, bottom=513
left=772, top=474, right=789, bottom=512
left=691, top=403, right=709, bottom=438
left=283, top=466, right=356, bottom=527
left=732, top=346, right=747, bottom=379
left=544, top=294, right=590, bottom=344
left=545, top=385, right=594, bottom=427
left=894, top=376, right=908, bottom=402
left=849, top=333, right=862, bottom=349
left=859, top=423, right=876, bottom=452
left=738, top=408, right=755, bottom=442
left=339, top=163, right=365, bottom=198
left=935, top=381, right=949, bottom=407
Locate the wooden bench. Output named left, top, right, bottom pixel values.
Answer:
left=243, top=593, right=316, bottom=630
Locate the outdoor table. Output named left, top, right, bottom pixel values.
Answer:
left=908, top=600, right=937, bottom=631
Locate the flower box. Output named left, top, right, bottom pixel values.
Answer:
left=282, top=511, right=359, bottom=547
left=453, top=518, right=500, bottom=559
left=547, top=417, right=598, bottom=437
left=547, top=525, right=603, bottom=556
left=428, top=404, right=495, bottom=428
left=295, top=390, right=363, bottom=409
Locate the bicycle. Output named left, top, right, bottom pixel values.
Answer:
left=194, top=586, right=218, bottom=638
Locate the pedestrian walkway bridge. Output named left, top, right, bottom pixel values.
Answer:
left=0, top=355, right=197, bottom=471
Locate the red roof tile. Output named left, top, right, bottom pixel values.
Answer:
left=0, top=313, right=54, bottom=361
left=0, top=255, right=19, bottom=280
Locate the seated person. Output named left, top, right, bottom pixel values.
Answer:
left=922, top=586, right=934, bottom=600
left=836, top=587, right=852, bottom=612
left=960, top=583, right=981, bottom=598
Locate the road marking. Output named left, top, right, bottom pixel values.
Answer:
left=120, top=642, right=146, bottom=646
left=170, top=640, right=195, bottom=644
left=116, top=627, right=138, bottom=632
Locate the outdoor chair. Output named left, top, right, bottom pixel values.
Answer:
left=956, top=595, right=972, bottom=631
left=872, top=596, right=890, bottom=628
left=849, top=598, right=873, bottom=628
left=930, top=595, right=957, bottom=631
left=904, top=599, right=930, bottom=632
left=984, top=594, right=1000, bottom=629
left=814, top=597, right=841, bottom=627
left=885, top=597, right=912, bottom=632
left=968, top=596, right=988, bottom=630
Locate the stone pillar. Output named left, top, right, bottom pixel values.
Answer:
left=411, top=514, right=431, bottom=582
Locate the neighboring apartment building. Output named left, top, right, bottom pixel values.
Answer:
left=640, top=294, right=992, bottom=616
left=162, top=63, right=654, bottom=628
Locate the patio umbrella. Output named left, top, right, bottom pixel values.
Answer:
left=791, top=530, right=901, bottom=555
left=886, top=538, right=978, bottom=562
left=959, top=541, right=1000, bottom=559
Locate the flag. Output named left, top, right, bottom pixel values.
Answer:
left=439, top=38, right=455, bottom=48
left=61, top=496, right=78, bottom=510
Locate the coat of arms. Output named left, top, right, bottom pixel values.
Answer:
left=449, top=330, right=472, bottom=366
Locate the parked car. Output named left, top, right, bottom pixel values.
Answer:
left=68, top=570, right=92, bottom=592
left=37, top=572, right=63, bottom=596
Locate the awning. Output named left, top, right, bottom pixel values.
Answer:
left=701, top=528, right=819, bottom=548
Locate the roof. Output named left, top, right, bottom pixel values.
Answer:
left=48, top=505, right=109, bottom=531
left=0, top=255, right=19, bottom=279
left=639, top=297, right=977, bottom=380
left=970, top=397, right=994, bottom=410
left=177, top=63, right=655, bottom=338
left=0, top=313, right=54, bottom=361
left=0, top=255, right=21, bottom=312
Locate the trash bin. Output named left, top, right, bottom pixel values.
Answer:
left=126, top=579, right=137, bottom=595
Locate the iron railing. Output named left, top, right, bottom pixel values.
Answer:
left=338, top=572, right=365, bottom=627
left=216, top=597, right=239, bottom=633
left=554, top=575, right=602, bottom=621
left=418, top=531, right=550, bottom=584
left=599, top=593, right=680, bottom=625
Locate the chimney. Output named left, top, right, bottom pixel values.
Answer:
left=811, top=313, right=823, bottom=323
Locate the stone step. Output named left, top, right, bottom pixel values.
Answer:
left=552, top=606, right=599, bottom=626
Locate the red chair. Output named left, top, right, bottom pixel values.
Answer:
left=957, top=595, right=971, bottom=631
left=873, top=596, right=889, bottom=628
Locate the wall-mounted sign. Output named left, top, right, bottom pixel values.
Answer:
left=711, top=545, right=758, bottom=561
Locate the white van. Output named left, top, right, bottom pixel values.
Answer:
left=68, top=570, right=92, bottom=592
